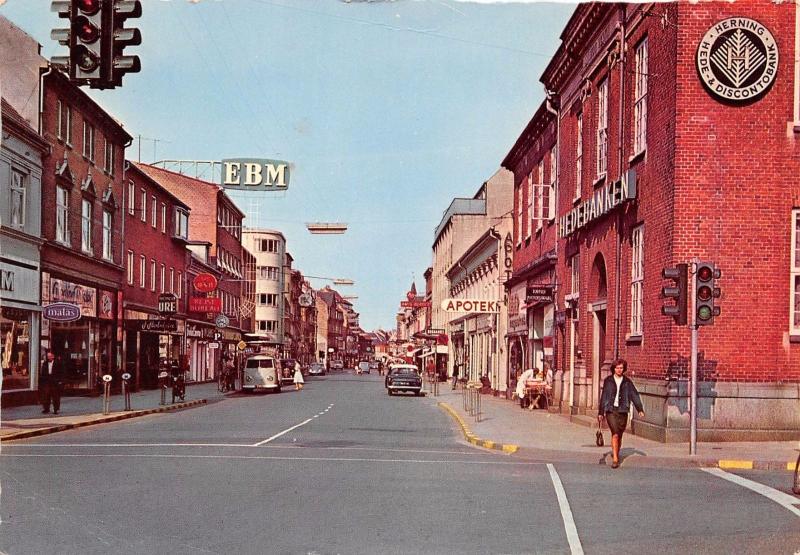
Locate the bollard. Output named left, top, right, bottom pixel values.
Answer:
left=121, top=372, right=132, bottom=411
left=101, top=375, right=112, bottom=415
left=475, top=389, right=482, bottom=422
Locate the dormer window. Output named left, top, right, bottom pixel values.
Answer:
left=174, top=207, right=189, bottom=239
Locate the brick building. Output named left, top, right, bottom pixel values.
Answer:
left=122, top=164, right=191, bottom=389
left=504, top=1, right=800, bottom=441
left=39, top=69, right=132, bottom=393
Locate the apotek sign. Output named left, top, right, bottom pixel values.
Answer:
left=440, top=299, right=501, bottom=313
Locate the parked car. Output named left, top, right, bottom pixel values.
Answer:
left=331, top=360, right=344, bottom=371
left=369, top=361, right=379, bottom=372
left=385, top=364, right=422, bottom=396
left=242, top=355, right=281, bottom=393
left=308, top=362, right=325, bottom=376
left=357, top=361, right=370, bottom=375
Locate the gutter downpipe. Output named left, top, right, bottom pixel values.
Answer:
left=545, top=91, right=561, bottom=409
left=614, top=12, right=626, bottom=362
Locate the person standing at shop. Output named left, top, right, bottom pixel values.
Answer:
left=39, top=350, right=64, bottom=414
left=598, top=358, right=645, bottom=469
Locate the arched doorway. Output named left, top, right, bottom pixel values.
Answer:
left=588, top=253, right=609, bottom=409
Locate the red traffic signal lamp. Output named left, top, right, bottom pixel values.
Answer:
left=695, top=262, right=721, bottom=326
left=661, top=263, right=688, bottom=326
left=71, top=0, right=104, bottom=83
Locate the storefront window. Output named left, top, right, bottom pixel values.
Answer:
left=1, top=308, right=31, bottom=391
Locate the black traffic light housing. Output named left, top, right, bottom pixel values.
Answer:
left=695, top=262, right=721, bottom=326
left=108, top=0, right=142, bottom=87
left=661, top=263, right=688, bottom=326
left=71, top=0, right=105, bottom=84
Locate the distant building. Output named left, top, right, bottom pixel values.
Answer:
left=242, top=229, right=286, bottom=351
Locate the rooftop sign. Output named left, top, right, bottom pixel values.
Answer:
left=221, top=158, right=290, bottom=191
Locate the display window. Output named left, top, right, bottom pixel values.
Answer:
left=1, top=307, right=32, bottom=391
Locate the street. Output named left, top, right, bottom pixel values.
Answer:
left=1, top=373, right=798, bottom=555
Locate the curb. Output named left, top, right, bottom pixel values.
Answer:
left=0, top=399, right=207, bottom=442
left=438, top=402, right=518, bottom=454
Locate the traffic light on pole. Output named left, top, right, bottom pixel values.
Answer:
left=70, top=0, right=106, bottom=84
left=695, top=262, right=721, bottom=326
left=50, top=1, right=72, bottom=70
left=661, top=263, right=688, bottom=326
left=108, top=0, right=142, bottom=88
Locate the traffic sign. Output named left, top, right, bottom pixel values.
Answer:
left=215, top=314, right=230, bottom=328
left=102, top=374, right=113, bottom=382
left=237, top=340, right=247, bottom=351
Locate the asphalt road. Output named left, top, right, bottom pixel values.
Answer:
left=1, top=372, right=798, bottom=555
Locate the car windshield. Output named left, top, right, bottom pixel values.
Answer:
left=247, top=359, right=274, bottom=369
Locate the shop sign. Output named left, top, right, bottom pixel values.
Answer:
left=526, top=286, right=553, bottom=305
left=558, top=170, right=636, bottom=239
left=221, top=158, right=290, bottom=191
left=441, top=299, right=500, bottom=313
left=209, top=342, right=220, bottom=349
left=299, top=293, right=313, bottom=307
left=42, top=272, right=96, bottom=317
left=43, top=302, right=81, bottom=322
left=187, top=323, right=215, bottom=339
left=696, top=18, right=778, bottom=104
left=138, top=319, right=178, bottom=332
left=193, top=273, right=218, bottom=293
left=0, top=259, right=39, bottom=304
left=215, top=314, right=230, bottom=328
left=503, top=233, right=514, bottom=283
left=189, top=297, right=222, bottom=313
left=158, top=293, right=178, bottom=314
left=98, top=290, right=115, bottom=320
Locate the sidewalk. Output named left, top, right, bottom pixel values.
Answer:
left=0, top=382, right=224, bottom=442
left=432, top=385, right=798, bottom=471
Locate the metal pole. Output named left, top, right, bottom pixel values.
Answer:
left=102, top=381, right=111, bottom=415
left=690, top=260, right=698, bottom=456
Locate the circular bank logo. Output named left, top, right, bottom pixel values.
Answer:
left=696, top=17, right=778, bottom=103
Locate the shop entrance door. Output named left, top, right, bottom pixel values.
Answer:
left=592, top=307, right=607, bottom=411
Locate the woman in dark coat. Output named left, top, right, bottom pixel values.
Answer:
left=598, top=358, right=645, bottom=468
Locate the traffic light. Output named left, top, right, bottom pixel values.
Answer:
left=108, top=0, right=142, bottom=87
left=695, top=262, right=721, bottom=326
left=661, top=263, right=688, bottom=326
left=50, top=1, right=72, bottom=70
left=70, top=0, right=106, bottom=83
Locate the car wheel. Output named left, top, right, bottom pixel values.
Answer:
left=387, top=389, right=393, bottom=396
left=414, top=391, right=421, bottom=396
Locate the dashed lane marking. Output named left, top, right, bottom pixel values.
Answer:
left=251, top=404, right=334, bottom=447
left=703, top=467, right=800, bottom=518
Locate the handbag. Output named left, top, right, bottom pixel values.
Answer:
left=595, top=417, right=605, bottom=447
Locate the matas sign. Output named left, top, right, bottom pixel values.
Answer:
left=222, top=158, right=290, bottom=190
left=441, top=299, right=501, bottom=313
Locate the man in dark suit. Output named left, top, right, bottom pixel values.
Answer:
left=39, top=350, right=64, bottom=414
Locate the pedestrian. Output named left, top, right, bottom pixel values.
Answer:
left=598, top=358, right=645, bottom=469
left=451, top=363, right=459, bottom=390
left=293, top=362, right=305, bottom=391
left=39, top=350, right=64, bottom=414
left=515, top=367, right=535, bottom=408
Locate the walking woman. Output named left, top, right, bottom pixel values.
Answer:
left=293, top=362, right=305, bottom=391
left=598, top=358, right=645, bottom=468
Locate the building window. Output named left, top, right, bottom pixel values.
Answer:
left=596, top=78, right=609, bottom=179
left=140, top=255, right=146, bottom=288
left=259, top=239, right=279, bottom=253
left=169, top=268, right=174, bottom=293
left=102, top=209, right=112, bottom=260
left=569, top=253, right=580, bottom=297
left=160, top=264, right=166, bottom=293
left=140, top=190, right=147, bottom=222
left=57, top=101, right=72, bottom=145
left=258, top=293, right=278, bottom=306
left=258, top=320, right=278, bottom=333
left=151, top=259, right=156, bottom=292
left=10, top=168, right=25, bottom=228
left=630, top=225, right=644, bottom=336
left=81, top=198, right=93, bottom=253
left=104, top=139, right=115, bottom=175
left=791, top=210, right=800, bottom=334
left=83, top=121, right=95, bottom=162
left=535, top=161, right=544, bottom=231
left=127, top=250, right=134, bottom=284
left=527, top=171, right=534, bottom=237
left=161, top=203, right=166, bottom=233
left=575, top=113, right=583, bottom=202
left=516, top=184, right=523, bottom=245
left=634, top=38, right=649, bottom=156
left=127, top=181, right=135, bottom=215
left=151, top=195, right=157, bottom=228
left=56, top=186, right=70, bottom=245
left=177, top=271, right=182, bottom=298
left=174, top=208, right=189, bottom=239
left=258, top=266, right=280, bottom=280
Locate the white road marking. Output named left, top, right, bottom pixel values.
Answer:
left=252, top=417, right=314, bottom=446
left=703, top=468, right=800, bottom=518
left=547, top=463, right=585, bottom=555
left=1, top=443, right=254, bottom=448
left=0, top=444, right=491, bottom=456
left=0, top=453, right=543, bottom=465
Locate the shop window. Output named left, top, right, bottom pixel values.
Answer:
left=634, top=37, right=649, bottom=156
left=791, top=210, right=800, bottom=334
left=102, top=209, right=112, bottom=261
left=630, top=225, right=644, bottom=336
left=596, top=78, right=608, bottom=179
left=56, top=186, right=70, bottom=245
left=81, top=198, right=93, bottom=254
left=575, top=113, right=583, bottom=202
left=1, top=308, right=32, bottom=391
left=10, top=168, right=25, bottom=228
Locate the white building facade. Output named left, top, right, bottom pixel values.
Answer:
left=242, top=229, right=286, bottom=348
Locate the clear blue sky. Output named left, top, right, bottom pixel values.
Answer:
left=1, top=0, right=576, bottom=331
